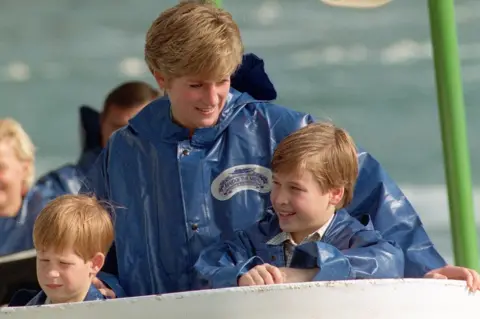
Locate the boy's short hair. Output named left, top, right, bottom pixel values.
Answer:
left=33, top=194, right=114, bottom=261
left=0, top=118, right=35, bottom=190
left=145, top=1, right=243, bottom=81
left=272, top=122, right=358, bottom=209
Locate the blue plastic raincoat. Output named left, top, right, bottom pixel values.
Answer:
left=25, top=284, right=105, bottom=306
left=81, top=67, right=446, bottom=296
left=194, top=209, right=404, bottom=288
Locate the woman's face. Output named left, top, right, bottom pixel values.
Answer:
left=0, top=139, right=29, bottom=217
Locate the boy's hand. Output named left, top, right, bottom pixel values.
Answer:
left=92, top=277, right=116, bottom=298
left=278, top=267, right=318, bottom=283
left=238, top=264, right=284, bottom=286
left=424, top=265, right=480, bottom=292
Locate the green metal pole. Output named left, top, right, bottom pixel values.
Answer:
left=428, top=0, right=479, bottom=269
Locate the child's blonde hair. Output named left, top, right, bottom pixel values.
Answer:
left=33, top=194, right=114, bottom=261
left=0, top=118, right=35, bottom=190
left=145, top=1, right=243, bottom=81
left=272, top=122, right=358, bottom=209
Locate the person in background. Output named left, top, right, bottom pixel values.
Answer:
left=0, top=118, right=53, bottom=256
left=35, top=81, right=161, bottom=196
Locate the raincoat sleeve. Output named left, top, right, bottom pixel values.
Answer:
left=347, top=149, right=446, bottom=277
left=289, top=230, right=404, bottom=280
left=194, top=232, right=266, bottom=289
left=304, top=115, right=447, bottom=277
left=79, top=147, right=125, bottom=298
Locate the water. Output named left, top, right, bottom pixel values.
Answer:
left=2, top=0, right=480, bottom=263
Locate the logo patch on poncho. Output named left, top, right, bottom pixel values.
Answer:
left=211, top=165, right=272, bottom=201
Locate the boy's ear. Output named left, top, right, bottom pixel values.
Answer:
left=90, top=253, right=105, bottom=275
left=329, top=187, right=344, bottom=207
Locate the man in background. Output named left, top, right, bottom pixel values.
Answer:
left=35, top=81, right=161, bottom=196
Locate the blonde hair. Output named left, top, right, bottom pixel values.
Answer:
left=33, top=194, right=114, bottom=261
left=145, top=1, right=243, bottom=81
left=272, top=122, right=358, bottom=209
left=0, top=118, right=35, bottom=190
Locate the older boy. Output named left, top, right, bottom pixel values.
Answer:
left=195, top=123, right=404, bottom=287
left=26, top=195, right=115, bottom=305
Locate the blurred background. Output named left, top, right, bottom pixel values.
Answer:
left=1, top=0, right=480, bottom=263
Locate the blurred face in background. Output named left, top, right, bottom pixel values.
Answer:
left=0, top=139, right=30, bottom=217
left=100, top=103, right=149, bottom=147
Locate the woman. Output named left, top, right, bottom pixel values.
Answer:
left=0, top=118, right=53, bottom=256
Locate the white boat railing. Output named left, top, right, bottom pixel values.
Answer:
left=1, top=279, right=478, bottom=319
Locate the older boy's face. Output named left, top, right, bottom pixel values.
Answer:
left=158, top=75, right=231, bottom=132
left=36, top=248, right=96, bottom=304
left=270, top=170, right=343, bottom=243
